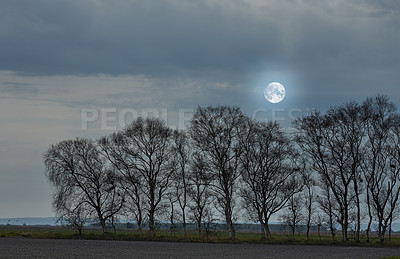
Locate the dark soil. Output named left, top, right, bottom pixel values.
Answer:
left=1, top=237, right=400, bottom=258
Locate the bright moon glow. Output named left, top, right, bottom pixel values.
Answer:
left=264, top=82, right=285, bottom=103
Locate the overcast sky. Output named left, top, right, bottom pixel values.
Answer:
left=1, top=0, right=400, bottom=218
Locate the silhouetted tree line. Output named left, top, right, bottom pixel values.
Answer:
left=44, top=95, right=400, bottom=243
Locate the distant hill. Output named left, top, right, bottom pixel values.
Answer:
left=0, top=217, right=59, bottom=226
left=1, top=217, right=400, bottom=232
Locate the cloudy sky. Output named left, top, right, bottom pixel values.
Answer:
left=1, top=0, right=400, bottom=218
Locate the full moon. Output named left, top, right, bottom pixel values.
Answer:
left=264, top=82, right=285, bottom=103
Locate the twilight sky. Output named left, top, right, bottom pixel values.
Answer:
left=1, top=0, right=400, bottom=217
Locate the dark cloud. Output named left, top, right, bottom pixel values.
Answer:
left=0, top=0, right=274, bottom=78
left=0, top=0, right=396, bottom=80
left=0, top=0, right=398, bottom=108
left=0, top=0, right=399, bottom=106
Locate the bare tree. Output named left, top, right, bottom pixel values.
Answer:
left=237, top=119, right=301, bottom=239
left=294, top=102, right=366, bottom=242
left=316, top=179, right=337, bottom=240
left=387, top=187, right=400, bottom=243
left=55, top=197, right=90, bottom=235
left=171, top=130, right=191, bottom=237
left=189, top=106, right=245, bottom=239
left=279, top=190, right=304, bottom=240
left=328, top=102, right=366, bottom=241
left=44, top=138, right=125, bottom=233
left=312, top=213, right=328, bottom=241
left=362, top=95, right=400, bottom=243
left=120, top=117, right=174, bottom=235
left=187, top=152, right=213, bottom=237
left=166, top=191, right=178, bottom=236
left=99, top=131, right=147, bottom=235
left=301, top=165, right=316, bottom=240
left=201, top=207, right=218, bottom=239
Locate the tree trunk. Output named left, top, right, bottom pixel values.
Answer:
left=260, top=217, right=266, bottom=239
left=378, top=216, right=383, bottom=243
left=366, top=217, right=372, bottom=243
left=317, top=224, right=321, bottom=241
left=329, top=219, right=335, bottom=240
left=366, top=190, right=373, bottom=243
left=182, top=209, right=187, bottom=238
left=354, top=180, right=361, bottom=242
left=136, top=192, right=143, bottom=236
left=225, top=199, right=235, bottom=239
left=100, top=218, right=107, bottom=233
left=97, top=209, right=107, bottom=233
left=379, top=225, right=387, bottom=244
left=111, top=217, right=116, bottom=234
left=78, top=227, right=83, bottom=236
left=149, top=208, right=155, bottom=236
left=227, top=218, right=235, bottom=239
left=342, top=203, right=349, bottom=242
left=169, top=199, right=176, bottom=236
left=306, top=206, right=311, bottom=240
left=137, top=211, right=143, bottom=236
left=291, top=220, right=295, bottom=239
left=149, top=185, right=156, bottom=236
left=327, top=191, right=335, bottom=240
left=264, top=218, right=272, bottom=239
left=342, top=218, right=348, bottom=242
left=138, top=223, right=143, bottom=236
left=389, top=216, right=393, bottom=244
left=356, top=201, right=361, bottom=242
left=181, top=177, right=187, bottom=238
left=198, top=218, right=202, bottom=237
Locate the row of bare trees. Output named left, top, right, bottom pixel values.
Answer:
left=294, top=95, right=400, bottom=243
left=44, top=95, right=400, bottom=243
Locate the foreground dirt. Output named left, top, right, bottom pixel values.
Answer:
left=1, top=237, right=400, bottom=258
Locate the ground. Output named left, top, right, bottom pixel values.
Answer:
left=1, top=237, right=400, bottom=259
